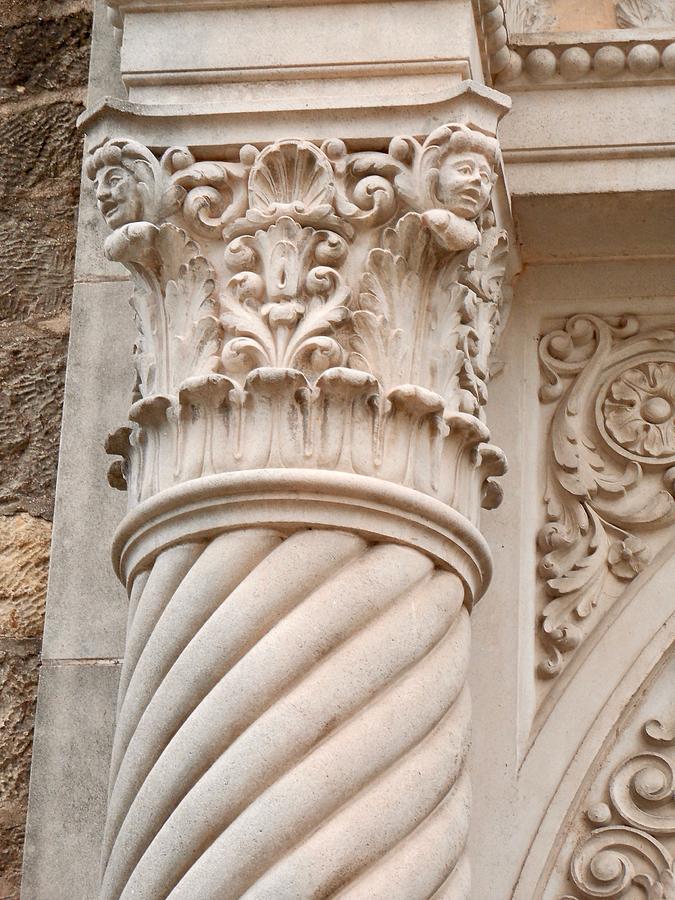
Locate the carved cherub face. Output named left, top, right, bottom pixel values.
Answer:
left=436, top=151, right=495, bottom=220
left=94, top=165, right=145, bottom=229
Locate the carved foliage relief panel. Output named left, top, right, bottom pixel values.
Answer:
left=536, top=315, right=675, bottom=684
left=87, top=129, right=510, bottom=523
left=504, top=0, right=675, bottom=32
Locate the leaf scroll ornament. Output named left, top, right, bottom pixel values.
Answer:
left=219, top=217, right=350, bottom=380
left=537, top=315, right=675, bottom=679
left=560, top=704, right=675, bottom=900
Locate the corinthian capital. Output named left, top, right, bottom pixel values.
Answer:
left=88, top=124, right=509, bottom=519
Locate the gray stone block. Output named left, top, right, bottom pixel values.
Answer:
left=21, top=661, right=119, bottom=900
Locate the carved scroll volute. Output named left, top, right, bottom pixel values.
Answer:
left=86, top=123, right=510, bottom=516
left=536, top=315, right=675, bottom=680
left=556, top=707, right=675, bottom=900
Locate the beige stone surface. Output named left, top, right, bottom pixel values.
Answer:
left=21, top=663, right=120, bottom=900
left=41, top=280, right=134, bottom=662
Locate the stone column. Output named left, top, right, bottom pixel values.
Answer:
left=88, top=99, right=510, bottom=899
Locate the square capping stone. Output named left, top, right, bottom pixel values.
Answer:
left=78, top=79, right=512, bottom=153
left=84, top=0, right=491, bottom=135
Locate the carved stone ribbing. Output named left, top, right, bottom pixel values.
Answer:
left=87, top=116, right=509, bottom=900
left=100, top=529, right=471, bottom=900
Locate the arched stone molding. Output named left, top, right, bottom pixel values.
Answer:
left=511, top=546, right=675, bottom=898
left=537, top=643, right=675, bottom=898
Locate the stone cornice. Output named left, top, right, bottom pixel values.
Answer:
left=104, top=0, right=675, bottom=93
left=106, top=0, right=512, bottom=89
left=77, top=81, right=510, bottom=150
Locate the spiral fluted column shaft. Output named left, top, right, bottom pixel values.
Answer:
left=100, top=523, right=472, bottom=900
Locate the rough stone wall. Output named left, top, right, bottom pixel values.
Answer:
left=0, top=2, right=91, bottom=895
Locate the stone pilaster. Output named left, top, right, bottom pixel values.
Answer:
left=88, top=102, right=511, bottom=899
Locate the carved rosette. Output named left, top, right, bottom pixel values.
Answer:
left=88, top=118, right=510, bottom=900
left=537, top=316, right=675, bottom=679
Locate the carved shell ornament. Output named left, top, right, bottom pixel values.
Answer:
left=247, top=140, right=336, bottom=224
left=537, top=316, right=675, bottom=679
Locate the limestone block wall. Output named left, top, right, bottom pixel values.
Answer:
left=0, top=2, right=91, bottom=895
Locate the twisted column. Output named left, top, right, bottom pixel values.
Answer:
left=101, top=525, right=472, bottom=900
left=87, top=97, right=511, bottom=899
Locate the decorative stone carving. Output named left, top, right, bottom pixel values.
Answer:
left=616, top=0, right=675, bottom=28
left=561, top=711, right=675, bottom=899
left=537, top=316, right=675, bottom=678
left=603, top=363, right=675, bottom=461
left=87, top=119, right=509, bottom=900
left=88, top=128, right=509, bottom=516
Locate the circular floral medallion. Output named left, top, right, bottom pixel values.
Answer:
left=602, top=361, right=675, bottom=462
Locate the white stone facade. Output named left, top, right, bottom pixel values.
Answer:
left=21, top=2, right=675, bottom=898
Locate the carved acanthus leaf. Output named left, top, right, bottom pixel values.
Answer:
left=105, top=222, right=220, bottom=397
left=538, top=315, right=675, bottom=678
left=351, top=213, right=466, bottom=405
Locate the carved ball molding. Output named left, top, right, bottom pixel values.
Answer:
left=498, top=39, right=675, bottom=85
left=537, top=316, right=675, bottom=679
left=87, top=128, right=510, bottom=523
